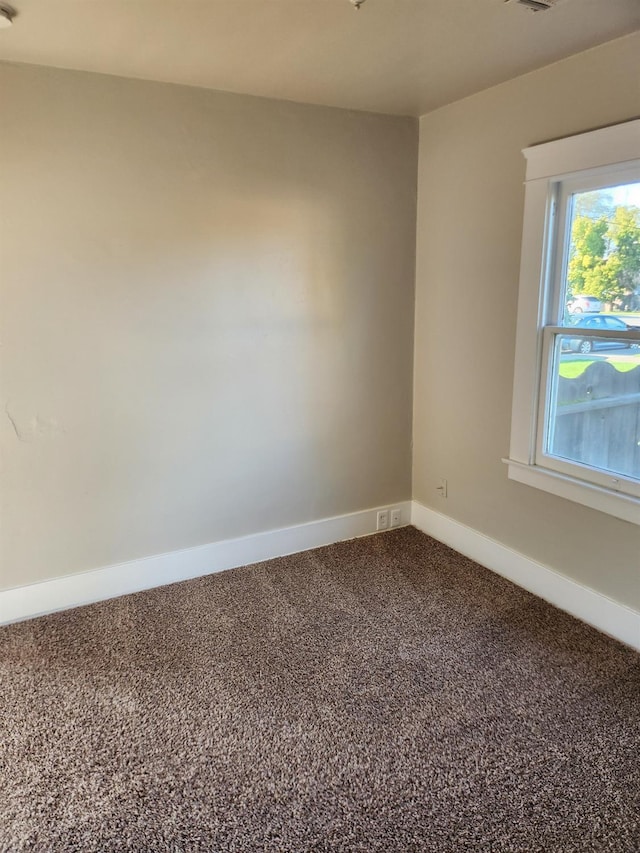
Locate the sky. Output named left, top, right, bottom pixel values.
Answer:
left=610, top=181, right=640, bottom=207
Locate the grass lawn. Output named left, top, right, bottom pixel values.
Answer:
left=559, top=357, right=640, bottom=379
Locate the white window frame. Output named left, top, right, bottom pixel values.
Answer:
left=505, top=119, right=640, bottom=526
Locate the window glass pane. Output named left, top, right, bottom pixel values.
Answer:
left=546, top=334, right=640, bottom=481
left=563, top=182, right=640, bottom=323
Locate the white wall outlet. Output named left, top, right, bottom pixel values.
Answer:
left=377, top=510, right=389, bottom=530
left=436, top=478, right=448, bottom=498
left=390, top=508, right=402, bottom=528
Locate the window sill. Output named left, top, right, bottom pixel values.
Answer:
left=503, top=458, right=640, bottom=526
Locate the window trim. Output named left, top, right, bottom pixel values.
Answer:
left=505, top=119, right=640, bottom=526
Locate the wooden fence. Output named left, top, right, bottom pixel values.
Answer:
left=551, top=361, right=640, bottom=480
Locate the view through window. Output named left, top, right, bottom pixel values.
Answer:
left=544, top=181, right=640, bottom=488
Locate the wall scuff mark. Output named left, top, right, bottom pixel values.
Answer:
left=5, top=402, right=63, bottom=443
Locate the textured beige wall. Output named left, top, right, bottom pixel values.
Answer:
left=0, top=62, right=417, bottom=590
left=413, top=32, right=640, bottom=609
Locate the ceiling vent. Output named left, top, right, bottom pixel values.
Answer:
left=509, top=0, right=557, bottom=11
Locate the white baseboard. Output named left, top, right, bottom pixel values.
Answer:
left=0, top=502, right=412, bottom=627
left=4, top=499, right=637, bottom=651
left=411, top=500, right=640, bottom=651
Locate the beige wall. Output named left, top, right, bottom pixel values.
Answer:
left=3, top=35, right=639, bottom=607
left=0, top=62, right=418, bottom=590
left=413, top=32, right=640, bottom=609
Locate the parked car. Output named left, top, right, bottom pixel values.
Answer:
left=566, top=314, right=639, bottom=354
left=567, top=294, right=602, bottom=313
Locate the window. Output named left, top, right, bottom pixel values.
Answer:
left=506, top=120, right=640, bottom=525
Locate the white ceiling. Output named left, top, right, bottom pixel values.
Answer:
left=0, top=0, right=638, bottom=116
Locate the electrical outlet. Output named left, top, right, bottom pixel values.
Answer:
left=377, top=510, right=389, bottom=530
left=436, top=478, right=448, bottom=498
left=390, top=508, right=402, bottom=528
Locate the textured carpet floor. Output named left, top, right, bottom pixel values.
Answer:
left=0, top=527, right=638, bottom=852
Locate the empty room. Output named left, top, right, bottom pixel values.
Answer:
left=1, top=1, right=639, bottom=850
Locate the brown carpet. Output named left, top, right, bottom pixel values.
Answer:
left=0, top=527, right=638, bottom=852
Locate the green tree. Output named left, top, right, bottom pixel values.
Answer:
left=567, top=215, right=609, bottom=298
left=610, top=206, right=640, bottom=305
left=567, top=203, right=640, bottom=306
